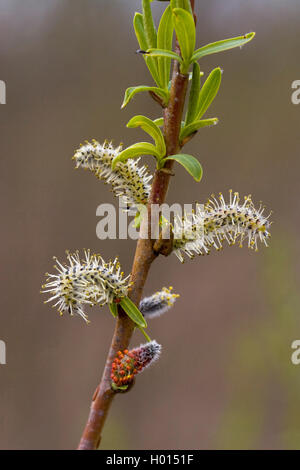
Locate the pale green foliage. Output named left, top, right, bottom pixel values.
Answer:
left=121, top=0, right=255, bottom=181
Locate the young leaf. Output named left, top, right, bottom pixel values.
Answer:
left=171, top=0, right=193, bottom=14
left=185, top=62, right=201, bottom=125
left=146, top=48, right=182, bottom=63
left=142, top=0, right=157, bottom=48
left=180, top=118, right=218, bottom=141
left=153, top=117, right=164, bottom=127
left=127, top=115, right=166, bottom=156
left=157, top=5, right=174, bottom=89
left=142, top=0, right=160, bottom=85
left=196, top=67, right=222, bottom=120
left=133, top=212, right=141, bottom=229
left=121, top=86, right=169, bottom=109
left=162, top=154, right=203, bottom=181
left=120, top=297, right=147, bottom=328
left=191, top=32, right=256, bottom=62
left=109, top=303, right=118, bottom=318
left=172, top=8, right=195, bottom=71
left=134, top=12, right=148, bottom=50
left=134, top=13, right=160, bottom=86
left=145, top=57, right=162, bottom=86
left=182, top=0, right=193, bottom=14
left=111, top=382, right=128, bottom=392
left=111, top=142, right=162, bottom=170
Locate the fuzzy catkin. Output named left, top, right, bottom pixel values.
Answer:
left=41, top=250, right=130, bottom=322
left=111, top=341, right=162, bottom=387
left=173, top=191, right=272, bottom=262
left=139, top=287, right=179, bottom=319
left=73, top=140, right=152, bottom=209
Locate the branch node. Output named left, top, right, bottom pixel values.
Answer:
left=153, top=229, right=174, bottom=257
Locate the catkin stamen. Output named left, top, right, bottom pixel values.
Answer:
left=73, top=140, right=152, bottom=209
left=139, top=287, right=179, bottom=319
left=41, top=250, right=130, bottom=322
left=173, top=191, right=272, bottom=262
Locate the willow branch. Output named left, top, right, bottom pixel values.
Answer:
left=77, top=2, right=194, bottom=451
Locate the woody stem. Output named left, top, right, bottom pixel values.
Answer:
left=77, top=2, right=194, bottom=451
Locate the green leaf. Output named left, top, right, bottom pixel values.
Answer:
left=120, top=297, right=147, bottom=328
left=171, top=0, right=193, bottom=14
left=134, top=12, right=148, bottom=50
left=180, top=118, right=218, bottom=141
left=162, top=154, right=203, bottom=181
left=109, top=303, right=118, bottom=318
left=157, top=5, right=174, bottom=89
left=133, top=212, right=141, bottom=229
left=191, top=32, right=256, bottom=62
left=134, top=13, right=160, bottom=86
left=142, top=0, right=157, bottom=48
left=146, top=48, right=182, bottom=63
left=172, top=8, right=195, bottom=71
left=111, top=142, right=162, bottom=170
left=188, top=70, right=204, bottom=80
left=127, top=115, right=166, bottom=156
left=196, top=67, right=222, bottom=120
left=185, top=62, right=201, bottom=125
left=145, top=57, right=161, bottom=86
left=153, top=117, right=164, bottom=127
left=142, top=0, right=160, bottom=85
left=111, top=383, right=128, bottom=392
left=121, top=86, right=169, bottom=109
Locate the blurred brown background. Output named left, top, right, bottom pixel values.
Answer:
left=0, top=0, right=300, bottom=449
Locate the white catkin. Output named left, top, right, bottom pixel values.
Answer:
left=173, top=190, right=272, bottom=262
left=41, top=250, right=130, bottom=322
left=73, top=140, right=152, bottom=209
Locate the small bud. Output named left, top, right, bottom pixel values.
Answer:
left=111, top=341, right=161, bottom=388
left=139, top=287, right=179, bottom=319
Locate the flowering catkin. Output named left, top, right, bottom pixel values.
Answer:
left=173, top=191, right=272, bottom=262
left=111, top=341, right=161, bottom=388
left=41, top=250, right=130, bottom=322
left=139, top=287, right=179, bottom=319
left=73, top=140, right=152, bottom=209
